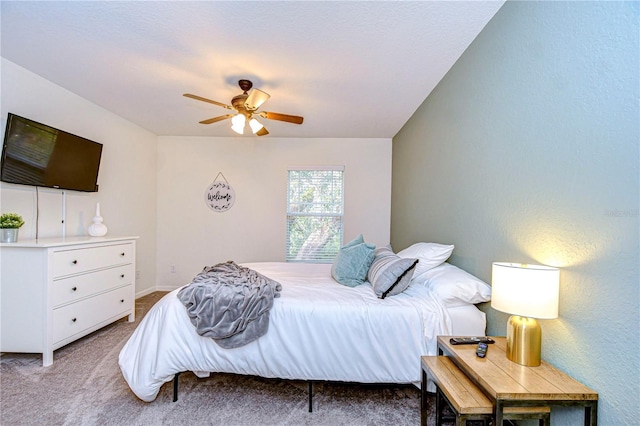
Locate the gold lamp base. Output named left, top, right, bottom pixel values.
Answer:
left=506, top=315, right=542, bottom=366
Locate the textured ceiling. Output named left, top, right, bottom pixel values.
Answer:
left=0, top=1, right=504, bottom=138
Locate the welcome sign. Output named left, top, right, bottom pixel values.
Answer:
left=205, top=173, right=235, bottom=212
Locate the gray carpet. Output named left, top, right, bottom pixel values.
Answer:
left=1, top=292, right=437, bottom=425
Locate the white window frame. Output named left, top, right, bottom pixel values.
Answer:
left=286, top=165, right=344, bottom=263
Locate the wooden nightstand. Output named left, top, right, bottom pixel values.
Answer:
left=436, top=336, right=598, bottom=426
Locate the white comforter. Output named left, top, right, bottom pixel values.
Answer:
left=119, top=262, right=454, bottom=402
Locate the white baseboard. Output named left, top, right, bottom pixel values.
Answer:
left=155, top=285, right=180, bottom=292
left=135, top=287, right=157, bottom=299
left=135, top=286, right=181, bottom=299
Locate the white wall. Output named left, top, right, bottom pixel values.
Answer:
left=156, top=136, right=391, bottom=289
left=0, top=58, right=158, bottom=296
left=391, top=2, right=638, bottom=425
left=0, top=58, right=392, bottom=295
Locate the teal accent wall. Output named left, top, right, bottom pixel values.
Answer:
left=391, top=2, right=638, bottom=424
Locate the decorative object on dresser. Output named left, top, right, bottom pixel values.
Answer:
left=88, top=202, right=108, bottom=236
left=491, top=262, right=560, bottom=366
left=0, top=212, right=25, bottom=243
left=0, top=236, right=138, bottom=366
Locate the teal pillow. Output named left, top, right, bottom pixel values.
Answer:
left=331, top=235, right=376, bottom=287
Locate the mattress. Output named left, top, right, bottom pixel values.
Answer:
left=119, top=262, right=486, bottom=402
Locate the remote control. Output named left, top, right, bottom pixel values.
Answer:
left=449, top=337, right=495, bottom=345
left=476, top=342, right=489, bottom=358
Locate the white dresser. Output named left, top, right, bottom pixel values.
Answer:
left=0, top=236, right=138, bottom=366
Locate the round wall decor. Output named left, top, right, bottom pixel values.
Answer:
left=205, top=172, right=235, bottom=212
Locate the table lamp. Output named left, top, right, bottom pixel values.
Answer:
left=491, top=262, right=560, bottom=367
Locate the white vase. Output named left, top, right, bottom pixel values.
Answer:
left=88, top=202, right=108, bottom=237
left=1, top=228, right=19, bottom=243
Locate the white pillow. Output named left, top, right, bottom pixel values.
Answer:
left=397, top=242, right=454, bottom=277
left=414, top=262, right=492, bottom=307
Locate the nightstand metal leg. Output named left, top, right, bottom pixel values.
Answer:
left=420, top=369, right=427, bottom=426
left=495, top=400, right=504, bottom=426
left=585, top=401, right=597, bottom=426
left=435, top=387, right=444, bottom=426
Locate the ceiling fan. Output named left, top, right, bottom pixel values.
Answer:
left=184, top=79, right=304, bottom=136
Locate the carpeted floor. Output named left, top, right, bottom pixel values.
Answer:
left=1, top=291, right=439, bottom=425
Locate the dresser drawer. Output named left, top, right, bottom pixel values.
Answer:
left=52, top=285, right=133, bottom=344
left=53, top=243, right=133, bottom=278
left=52, top=264, right=133, bottom=307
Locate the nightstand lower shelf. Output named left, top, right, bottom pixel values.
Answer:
left=421, top=355, right=551, bottom=426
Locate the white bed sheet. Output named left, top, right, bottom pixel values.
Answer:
left=119, top=262, right=486, bottom=402
left=449, top=304, right=487, bottom=336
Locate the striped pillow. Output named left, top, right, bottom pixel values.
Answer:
left=367, top=246, right=419, bottom=298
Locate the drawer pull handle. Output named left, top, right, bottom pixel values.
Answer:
left=120, top=274, right=125, bottom=278
left=72, top=260, right=78, bottom=265
left=72, top=318, right=77, bottom=322
left=120, top=299, right=125, bottom=303
left=120, top=252, right=125, bottom=257
left=72, top=286, right=77, bottom=291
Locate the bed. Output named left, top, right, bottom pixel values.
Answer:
left=119, top=253, right=491, bottom=403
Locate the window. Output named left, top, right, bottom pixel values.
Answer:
left=286, top=166, right=344, bottom=263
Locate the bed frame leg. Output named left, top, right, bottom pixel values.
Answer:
left=173, top=372, right=181, bottom=402
left=308, top=381, right=313, bottom=412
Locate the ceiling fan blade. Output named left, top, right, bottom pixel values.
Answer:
left=183, top=93, right=233, bottom=110
left=245, top=89, right=271, bottom=111
left=256, top=126, right=269, bottom=136
left=260, top=111, right=304, bottom=125
left=199, top=114, right=235, bottom=125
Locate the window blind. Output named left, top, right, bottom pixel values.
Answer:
left=286, top=167, right=344, bottom=263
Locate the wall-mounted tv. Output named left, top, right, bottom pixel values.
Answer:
left=1, top=113, right=103, bottom=192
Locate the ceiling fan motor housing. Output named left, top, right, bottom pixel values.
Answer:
left=231, top=93, right=251, bottom=117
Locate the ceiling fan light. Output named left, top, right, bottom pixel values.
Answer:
left=231, top=114, right=246, bottom=134
left=249, top=118, right=264, bottom=134
left=245, top=89, right=271, bottom=110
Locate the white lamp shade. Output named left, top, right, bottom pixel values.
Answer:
left=491, top=262, right=560, bottom=319
left=249, top=118, right=264, bottom=134
left=231, top=114, right=246, bottom=134
left=245, top=89, right=270, bottom=110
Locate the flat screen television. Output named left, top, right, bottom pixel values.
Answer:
left=1, top=113, right=103, bottom=192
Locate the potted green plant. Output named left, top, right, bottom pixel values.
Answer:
left=0, top=213, right=25, bottom=243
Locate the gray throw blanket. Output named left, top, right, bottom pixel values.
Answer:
left=177, top=261, right=282, bottom=349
